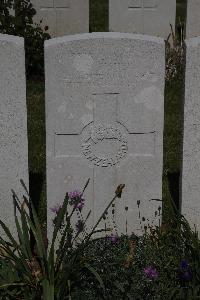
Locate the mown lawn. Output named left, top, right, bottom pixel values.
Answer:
left=27, top=0, right=187, bottom=223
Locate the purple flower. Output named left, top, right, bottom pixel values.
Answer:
left=68, top=190, right=85, bottom=211
left=108, top=233, right=119, bottom=244
left=179, top=260, right=192, bottom=281
left=144, top=265, right=158, bottom=280
left=75, top=200, right=85, bottom=210
left=50, top=204, right=61, bottom=214
left=68, top=190, right=82, bottom=199
left=179, top=271, right=192, bottom=281
left=180, top=260, right=189, bottom=270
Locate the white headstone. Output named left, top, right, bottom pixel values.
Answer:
left=31, top=0, right=89, bottom=37
left=109, top=0, right=176, bottom=38
left=182, top=37, right=200, bottom=231
left=45, top=33, right=165, bottom=236
left=186, top=0, right=200, bottom=38
left=0, top=34, right=28, bottom=235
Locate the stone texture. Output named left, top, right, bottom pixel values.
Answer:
left=45, top=33, right=165, bottom=236
left=31, top=0, right=89, bottom=37
left=109, top=0, right=176, bottom=38
left=186, top=0, right=200, bottom=38
left=182, top=37, right=200, bottom=232
left=0, top=34, right=28, bottom=236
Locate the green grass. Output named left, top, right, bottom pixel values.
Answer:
left=26, top=80, right=46, bottom=222
left=176, top=0, right=187, bottom=24
left=89, top=0, right=108, bottom=32
left=27, top=0, right=187, bottom=222
left=163, top=76, right=184, bottom=211
left=27, top=80, right=45, bottom=174
left=164, top=80, right=183, bottom=173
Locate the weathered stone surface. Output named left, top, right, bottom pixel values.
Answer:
left=0, top=34, right=28, bottom=236
left=186, top=0, right=200, bottom=38
left=109, top=0, right=176, bottom=38
left=182, top=37, right=200, bottom=231
left=31, top=0, right=89, bottom=37
left=45, top=33, right=165, bottom=236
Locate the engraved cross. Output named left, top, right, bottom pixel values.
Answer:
left=40, top=0, right=70, bottom=10
left=55, top=93, right=155, bottom=166
left=39, top=0, right=70, bottom=35
left=129, top=0, right=157, bottom=9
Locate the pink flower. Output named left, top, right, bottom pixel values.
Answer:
left=144, top=265, right=158, bottom=280
left=50, top=204, right=61, bottom=214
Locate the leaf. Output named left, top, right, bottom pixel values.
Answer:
left=84, top=263, right=105, bottom=292
left=23, top=204, right=48, bottom=278
left=13, top=196, right=31, bottom=259
left=115, top=184, right=125, bottom=198
left=90, top=228, right=112, bottom=235
left=49, top=196, right=69, bottom=282
left=42, top=278, right=54, bottom=300
left=0, top=282, right=27, bottom=289
left=20, top=179, right=30, bottom=197
left=113, top=281, right=125, bottom=293
left=20, top=207, right=32, bottom=258
left=0, top=220, right=18, bottom=249
left=51, top=194, right=68, bottom=247
left=0, top=239, right=19, bottom=262
left=84, top=209, right=91, bottom=224
left=81, top=178, right=90, bottom=196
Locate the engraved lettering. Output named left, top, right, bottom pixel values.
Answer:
left=94, top=158, right=103, bottom=166
left=102, top=159, right=109, bottom=167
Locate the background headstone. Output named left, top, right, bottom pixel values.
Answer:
left=31, top=0, right=89, bottom=37
left=0, top=34, right=28, bottom=236
left=45, top=33, right=165, bottom=236
left=109, top=0, right=176, bottom=38
left=182, top=37, right=200, bottom=231
left=186, top=0, right=200, bottom=38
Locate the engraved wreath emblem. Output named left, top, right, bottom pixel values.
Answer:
left=82, top=124, right=128, bottom=167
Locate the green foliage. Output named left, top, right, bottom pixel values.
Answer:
left=77, top=210, right=200, bottom=299
left=0, top=0, right=50, bottom=78
left=0, top=180, right=125, bottom=299
left=1, top=178, right=200, bottom=299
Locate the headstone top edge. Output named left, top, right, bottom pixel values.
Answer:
left=45, top=32, right=164, bottom=48
left=0, top=34, right=24, bottom=45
